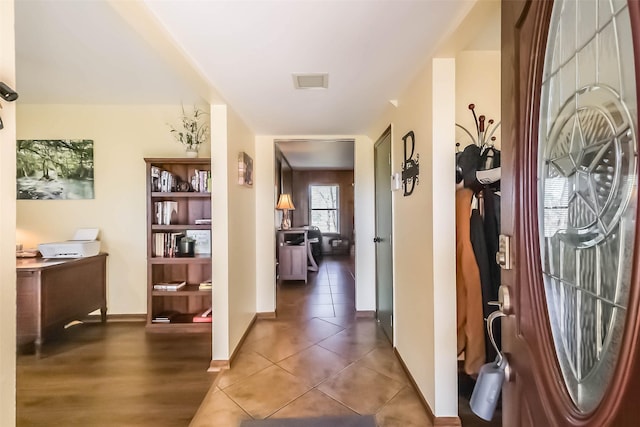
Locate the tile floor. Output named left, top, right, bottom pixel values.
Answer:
left=190, top=256, right=433, bottom=427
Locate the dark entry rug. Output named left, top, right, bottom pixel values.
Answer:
left=240, top=415, right=376, bottom=427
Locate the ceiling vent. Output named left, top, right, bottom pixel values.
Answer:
left=293, top=73, right=329, bottom=89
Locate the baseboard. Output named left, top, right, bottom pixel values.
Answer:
left=433, top=417, right=463, bottom=427
left=393, top=348, right=462, bottom=427
left=208, top=359, right=230, bottom=372
left=356, top=310, right=375, bottom=318
left=257, top=311, right=276, bottom=319
left=208, top=313, right=258, bottom=372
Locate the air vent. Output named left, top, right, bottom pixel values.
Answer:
left=293, top=73, right=329, bottom=89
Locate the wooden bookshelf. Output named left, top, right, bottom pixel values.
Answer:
left=145, top=158, right=212, bottom=333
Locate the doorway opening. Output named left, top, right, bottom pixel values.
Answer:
left=274, top=139, right=356, bottom=318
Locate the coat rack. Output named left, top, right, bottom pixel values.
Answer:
left=0, top=81, right=18, bottom=130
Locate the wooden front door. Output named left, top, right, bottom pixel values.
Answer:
left=501, top=0, right=640, bottom=425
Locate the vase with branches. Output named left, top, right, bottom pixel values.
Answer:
left=168, top=105, right=209, bottom=157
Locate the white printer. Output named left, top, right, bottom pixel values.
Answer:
left=38, top=228, right=101, bottom=258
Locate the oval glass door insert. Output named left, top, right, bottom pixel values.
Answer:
left=538, top=0, right=638, bottom=413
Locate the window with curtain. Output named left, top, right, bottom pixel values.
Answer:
left=310, top=185, right=339, bottom=233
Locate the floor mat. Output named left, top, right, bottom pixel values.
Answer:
left=240, top=415, right=376, bottom=427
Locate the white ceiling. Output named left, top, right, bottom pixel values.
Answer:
left=277, top=139, right=354, bottom=170
left=14, top=0, right=499, bottom=169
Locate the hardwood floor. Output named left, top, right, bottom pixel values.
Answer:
left=16, top=320, right=216, bottom=427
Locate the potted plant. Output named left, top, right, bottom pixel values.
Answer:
left=169, top=105, right=209, bottom=157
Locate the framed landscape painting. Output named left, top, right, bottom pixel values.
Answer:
left=17, top=139, right=95, bottom=200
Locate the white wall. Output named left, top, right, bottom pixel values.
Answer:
left=16, top=104, right=211, bottom=315
left=254, top=135, right=375, bottom=315
left=211, top=105, right=230, bottom=360
left=255, top=135, right=277, bottom=314
left=0, top=1, right=17, bottom=424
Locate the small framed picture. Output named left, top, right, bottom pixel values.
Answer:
left=185, top=229, right=211, bottom=255
left=238, top=152, right=253, bottom=187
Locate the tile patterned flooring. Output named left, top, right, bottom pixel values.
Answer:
left=190, top=256, right=433, bottom=427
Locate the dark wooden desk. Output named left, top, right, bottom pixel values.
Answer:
left=277, top=229, right=319, bottom=283
left=17, top=253, right=108, bottom=355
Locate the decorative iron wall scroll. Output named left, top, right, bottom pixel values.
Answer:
left=401, top=131, right=419, bottom=196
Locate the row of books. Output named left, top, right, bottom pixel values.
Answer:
left=150, top=166, right=178, bottom=192
left=152, top=230, right=212, bottom=257
left=154, top=201, right=178, bottom=225
left=191, top=169, right=211, bottom=193
left=152, top=232, right=184, bottom=257
left=150, top=166, right=211, bottom=193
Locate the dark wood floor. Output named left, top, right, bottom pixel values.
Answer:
left=16, top=320, right=216, bottom=427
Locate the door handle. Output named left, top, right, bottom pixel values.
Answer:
left=373, top=237, right=382, bottom=243
left=487, top=285, right=512, bottom=314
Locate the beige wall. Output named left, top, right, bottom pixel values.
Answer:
left=16, top=103, right=257, bottom=364
left=367, top=58, right=458, bottom=416
left=210, top=104, right=258, bottom=361
left=456, top=50, right=502, bottom=149
left=226, top=107, right=257, bottom=355
left=16, top=104, right=211, bottom=316
left=363, top=21, right=501, bottom=420
left=1, top=1, right=17, bottom=424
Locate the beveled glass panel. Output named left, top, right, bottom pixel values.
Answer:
left=577, top=0, right=597, bottom=50
left=579, top=247, right=597, bottom=294
left=598, top=1, right=612, bottom=31
left=618, top=8, right=638, bottom=114
left=577, top=39, right=597, bottom=90
left=560, top=0, right=577, bottom=65
left=538, top=0, right=637, bottom=413
left=580, top=292, right=598, bottom=378
left=612, top=0, right=627, bottom=14
left=560, top=58, right=577, bottom=105
left=598, top=21, right=621, bottom=94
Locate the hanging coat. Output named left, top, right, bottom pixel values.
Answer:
left=456, top=188, right=486, bottom=376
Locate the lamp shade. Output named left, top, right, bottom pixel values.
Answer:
left=276, top=193, right=295, bottom=210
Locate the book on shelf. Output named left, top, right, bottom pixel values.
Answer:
left=150, top=166, right=162, bottom=192
left=185, top=229, right=212, bottom=255
left=154, top=201, right=179, bottom=225
left=194, top=218, right=211, bottom=225
left=152, top=232, right=184, bottom=257
left=153, top=280, right=186, bottom=291
left=193, top=307, right=212, bottom=323
left=191, top=169, right=211, bottom=193
left=152, top=310, right=180, bottom=323
left=199, top=279, right=212, bottom=290
left=159, top=170, right=177, bottom=192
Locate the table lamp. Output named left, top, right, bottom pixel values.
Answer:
left=276, top=193, right=295, bottom=229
